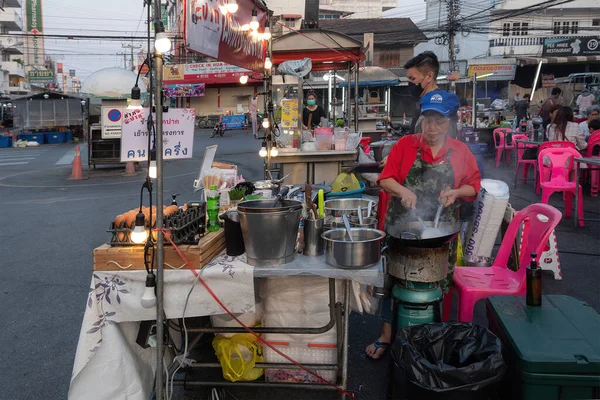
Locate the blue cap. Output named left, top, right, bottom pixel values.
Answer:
left=420, top=90, right=460, bottom=117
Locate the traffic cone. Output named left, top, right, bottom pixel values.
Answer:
left=70, top=145, right=84, bottom=180
left=124, top=161, right=137, bottom=176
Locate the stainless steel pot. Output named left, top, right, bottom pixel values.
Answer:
left=322, top=228, right=385, bottom=269
left=349, top=216, right=378, bottom=229
left=324, top=198, right=374, bottom=228
left=237, top=200, right=302, bottom=267
left=367, top=250, right=393, bottom=298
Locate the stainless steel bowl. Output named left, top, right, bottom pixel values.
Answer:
left=321, top=228, right=385, bottom=269
left=323, top=198, right=373, bottom=227
left=349, top=216, right=378, bottom=229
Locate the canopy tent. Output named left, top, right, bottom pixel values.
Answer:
left=339, top=66, right=399, bottom=87
left=272, top=29, right=365, bottom=72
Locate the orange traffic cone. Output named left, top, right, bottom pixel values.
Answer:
left=124, top=161, right=137, bottom=176
left=70, top=145, right=84, bottom=180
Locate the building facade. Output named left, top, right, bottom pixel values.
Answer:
left=0, top=0, right=28, bottom=98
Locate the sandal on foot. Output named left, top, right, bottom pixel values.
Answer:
left=365, top=341, right=390, bottom=360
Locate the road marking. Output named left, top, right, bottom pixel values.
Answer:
left=0, top=161, right=30, bottom=166
left=0, top=157, right=36, bottom=161
left=55, top=147, right=77, bottom=165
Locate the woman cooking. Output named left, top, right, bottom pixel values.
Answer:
left=302, top=91, right=327, bottom=129
left=365, top=91, right=482, bottom=360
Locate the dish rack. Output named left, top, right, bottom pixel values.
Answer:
left=108, top=205, right=206, bottom=246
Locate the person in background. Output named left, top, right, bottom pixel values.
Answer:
left=576, top=88, right=597, bottom=114
left=302, top=91, right=326, bottom=129
left=365, top=92, right=481, bottom=360
left=514, top=93, right=521, bottom=103
left=515, top=93, right=530, bottom=124
left=587, top=119, right=600, bottom=138
left=540, top=87, right=562, bottom=132
left=544, top=103, right=562, bottom=140
left=547, top=106, right=587, bottom=151
left=579, top=105, right=600, bottom=138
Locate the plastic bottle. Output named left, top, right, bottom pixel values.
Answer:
left=207, top=184, right=220, bottom=232
left=526, top=252, right=542, bottom=306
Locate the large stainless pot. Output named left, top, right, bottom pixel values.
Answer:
left=324, top=198, right=374, bottom=228
left=238, top=200, right=302, bottom=267
left=322, top=228, right=385, bottom=269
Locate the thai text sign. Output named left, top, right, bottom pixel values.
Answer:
left=185, top=0, right=268, bottom=72
left=26, top=0, right=45, bottom=66
left=467, top=64, right=517, bottom=81
left=120, top=108, right=195, bottom=162
left=163, top=62, right=251, bottom=84
left=28, top=69, right=54, bottom=84
left=281, top=100, right=299, bottom=129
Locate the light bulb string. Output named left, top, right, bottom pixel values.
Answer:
left=155, top=228, right=355, bottom=398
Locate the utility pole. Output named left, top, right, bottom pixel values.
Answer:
left=123, top=42, right=143, bottom=71
left=437, top=0, right=461, bottom=94
left=117, top=51, right=127, bottom=69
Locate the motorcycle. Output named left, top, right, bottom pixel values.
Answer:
left=384, top=118, right=411, bottom=139
left=210, top=121, right=225, bottom=138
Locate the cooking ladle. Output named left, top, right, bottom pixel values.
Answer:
left=357, top=206, right=364, bottom=225
left=342, top=214, right=354, bottom=242
left=433, top=203, right=444, bottom=229
left=271, top=186, right=290, bottom=207
left=410, top=209, right=427, bottom=231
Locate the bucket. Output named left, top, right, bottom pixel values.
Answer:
left=222, top=211, right=245, bottom=256
left=237, top=200, right=302, bottom=267
left=314, top=127, right=333, bottom=151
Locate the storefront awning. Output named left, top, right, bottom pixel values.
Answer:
left=517, top=55, right=600, bottom=66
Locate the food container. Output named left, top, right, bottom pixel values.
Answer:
left=321, top=228, right=385, bottom=269
left=303, top=218, right=324, bottom=256
left=238, top=200, right=302, bottom=267
left=314, top=127, right=333, bottom=151
left=323, top=198, right=373, bottom=228
left=349, top=216, right=378, bottom=229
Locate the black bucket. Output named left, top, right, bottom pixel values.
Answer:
left=222, top=211, right=245, bottom=256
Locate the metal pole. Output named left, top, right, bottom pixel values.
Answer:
left=328, top=70, right=332, bottom=121
left=153, top=1, right=165, bottom=399
left=530, top=60, right=543, bottom=102
left=472, top=73, right=477, bottom=126
left=354, top=65, right=359, bottom=130
left=332, top=73, right=337, bottom=124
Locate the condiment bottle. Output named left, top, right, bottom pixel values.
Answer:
left=526, top=252, right=542, bottom=306
left=206, top=185, right=220, bottom=232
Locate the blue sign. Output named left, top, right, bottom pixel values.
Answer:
left=108, top=109, right=122, bottom=122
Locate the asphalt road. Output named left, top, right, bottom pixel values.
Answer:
left=0, top=130, right=598, bottom=400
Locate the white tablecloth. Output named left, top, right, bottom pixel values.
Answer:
left=69, top=251, right=383, bottom=400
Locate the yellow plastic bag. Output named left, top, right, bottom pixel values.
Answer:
left=456, top=233, right=464, bottom=266
left=212, top=333, right=264, bottom=382
left=331, top=173, right=361, bottom=193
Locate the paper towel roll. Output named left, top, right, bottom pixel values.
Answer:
left=464, top=179, right=510, bottom=261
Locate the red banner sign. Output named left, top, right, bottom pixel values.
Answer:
left=184, top=0, right=268, bottom=72
left=163, top=62, right=256, bottom=85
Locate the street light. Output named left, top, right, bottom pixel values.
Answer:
left=239, top=75, right=249, bottom=84
left=264, top=57, right=272, bottom=70
left=155, top=32, right=171, bottom=54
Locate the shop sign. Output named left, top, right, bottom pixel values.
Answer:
left=281, top=99, right=299, bottom=129
left=25, top=0, right=45, bottom=66
left=542, top=37, right=600, bottom=57
left=467, top=64, right=517, bottom=81
left=542, top=73, right=555, bottom=88
left=164, top=83, right=206, bottom=97
left=28, top=69, right=54, bottom=84
left=163, top=62, right=251, bottom=84
left=185, top=0, right=268, bottom=72
left=120, top=108, right=195, bottom=162
left=102, top=107, right=124, bottom=139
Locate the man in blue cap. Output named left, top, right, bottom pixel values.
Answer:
left=365, top=90, right=482, bottom=360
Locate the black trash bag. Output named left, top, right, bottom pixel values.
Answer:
left=392, top=323, right=506, bottom=393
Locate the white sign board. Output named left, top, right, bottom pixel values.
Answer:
left=120, top=108, right=196, bottom=162
left=101, top=107, right=124, bottom=139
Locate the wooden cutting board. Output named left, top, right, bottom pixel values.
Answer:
left=93, top=229, right=226, bottom=271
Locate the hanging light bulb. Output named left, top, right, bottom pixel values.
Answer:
left=155, top=32, right=172, bottom=54
left=140, top=273, right=157, bottom=308
left=148, top=148, right=157, bottom=179
left=263, top=26, right=271, bottom=40
left=264, top=57, right=272, bottom=70
left=259, top=143, right=267, bottom=157
left=239, top=75, right=249, bottom=84
left=270, top=146, right=279, bottom=157
left=219, top=4, right=228, bottom=14
left=226, top=0, right=238, bottom=13
left=130, top=211, right=148, bottom=244
left=249, top=9, right=259, bottom=31
left=128, top=85, right=142, bottom=109
left=262, top=118, right=270, bottom=129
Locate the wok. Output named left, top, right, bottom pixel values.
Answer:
left=386, top=220, right=459, bottom=248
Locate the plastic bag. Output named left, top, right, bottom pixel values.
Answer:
left=331, top=173, right=361, bottom=193
left=392, top=323, right=506, bottom=392
left=212, top=333, right=264, bottom=382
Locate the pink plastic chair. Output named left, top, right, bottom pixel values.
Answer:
left=535, top=141, right=577, bottom=194
left=538, top=147, right=584, bottom=227
left=453, top=203, right=562, bottom=322
left=493, top=128, right=515, bottom=167
left=584, top=131, right=600, bottom=197
left=513, top=133, right=537, bottom=187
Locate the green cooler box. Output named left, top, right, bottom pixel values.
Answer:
left=486, top=295, right=600, bottom=400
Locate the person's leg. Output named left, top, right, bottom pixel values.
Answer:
left=365, top=298, right=394, bottom=359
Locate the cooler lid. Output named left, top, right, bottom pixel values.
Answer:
left=487, top=295, right=600, bottom=375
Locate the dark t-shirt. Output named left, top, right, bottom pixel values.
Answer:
left=516, top=100, right=530, bottom=122
left=540, top=98, right=560, bottom=121
left=303, top=105, right=326, bottom=128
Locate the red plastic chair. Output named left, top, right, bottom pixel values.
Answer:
left=453, top=203, right=562, bottom=322
left=538, top=147, right=584, bottom=227
left=493, top=128, right=515, bottom=167
left=535, top=141, right=577, bottom=194
left=584, top=131, right=600, bottom=197
left=513, top=133, right=537, bottom=187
